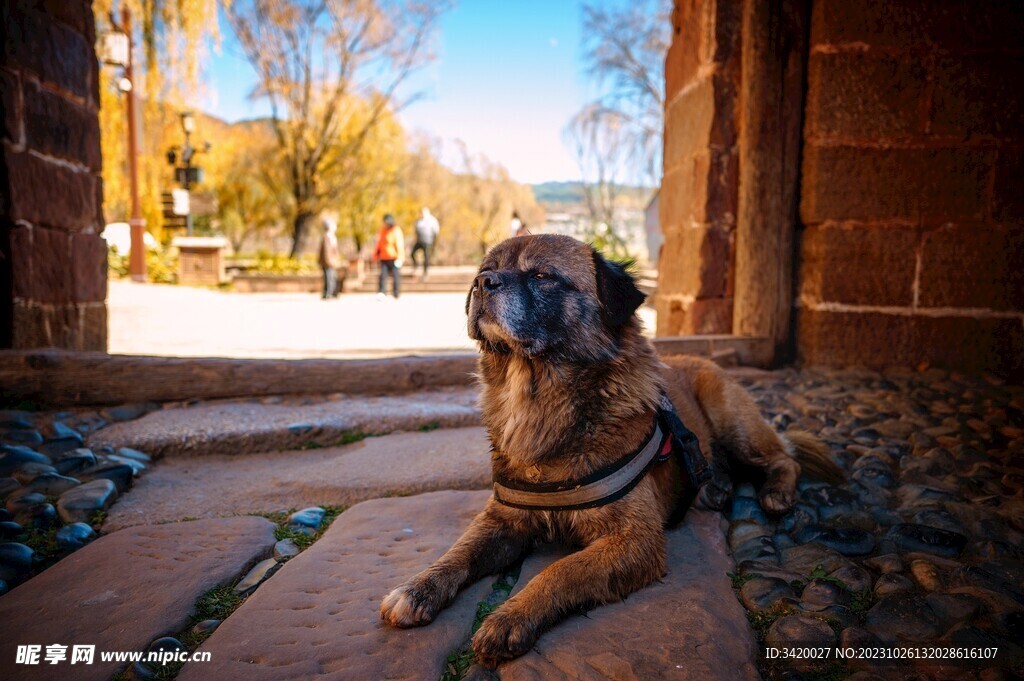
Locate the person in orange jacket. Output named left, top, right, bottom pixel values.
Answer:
left=373, top=213, right=405, bottom=299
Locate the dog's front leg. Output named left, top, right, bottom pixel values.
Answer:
left=472, top=530, right=665, bottom=666
left=381, top=505, right=529, bottom=628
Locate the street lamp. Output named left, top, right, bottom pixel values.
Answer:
left=100, top=8, right=146, bottom=282
left=166, top=111, right=209, bottom=236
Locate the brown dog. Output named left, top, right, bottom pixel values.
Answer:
left=381, top=235, right=840, bottom=667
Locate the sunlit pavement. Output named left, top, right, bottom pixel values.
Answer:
left=107, top=280, right=658, bottom=359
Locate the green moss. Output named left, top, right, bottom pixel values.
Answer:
left=729, top=571, right=760, bottom=589
left=439, top=568, right=522, bottom=681
left=418, top=421, right=442, bottom=432
left=258, top=505, right=345, bottom=551
left=746, top=602, right=797, bottom=643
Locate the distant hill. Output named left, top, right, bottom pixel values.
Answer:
left=531, top=181, right=655, bottom=210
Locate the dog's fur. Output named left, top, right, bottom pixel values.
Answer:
left=381, top=235, right=841, bottom=667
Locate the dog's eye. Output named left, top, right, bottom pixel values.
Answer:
left=533, top=272, right=553, bottom=280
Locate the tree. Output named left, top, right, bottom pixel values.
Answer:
left=563, top=105, right=635, bottom=257
left=578, top=0, right=670, bottom=183
left=95, top=0, right=221, bottom=239
left=225, top=0, right=448, bottom=256
left=215, top=144, right=285, bottom=252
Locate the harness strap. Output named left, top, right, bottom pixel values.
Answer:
left=493, top=421, right=667, bottom=511
left=491, top=392, right=711, bottom=516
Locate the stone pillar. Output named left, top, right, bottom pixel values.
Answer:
left=1, top=0, right=107, bottom=351
left=656, top=0, right=741, bottom=336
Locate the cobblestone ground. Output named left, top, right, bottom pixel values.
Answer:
left=729, top=367, right=1023, bottom=680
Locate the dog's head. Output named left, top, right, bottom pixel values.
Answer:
left=466, top=234, right=645, bottom=362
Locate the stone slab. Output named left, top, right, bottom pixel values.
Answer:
left=0, top=516, right=276, bottom=681
left=104, top=427, right=492, bottom=531
left=87, top=386, right=482, bottom=458
left=499, top=510, right=759, bottom=681
left=177, top=490, right=495, bottom=681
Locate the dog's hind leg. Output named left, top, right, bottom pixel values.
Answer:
left=668, top=358, right=801, bottom=514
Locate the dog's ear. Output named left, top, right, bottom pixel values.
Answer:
left=465, top=283, right=474, bottom=315
left=592, top=250, right=645, bottom=327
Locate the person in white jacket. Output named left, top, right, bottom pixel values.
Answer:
left=412, top=207, right=440, bottom=278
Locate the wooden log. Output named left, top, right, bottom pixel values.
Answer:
left=733, top=0, right=810, bottom=362
left=0, top=336, right=773, bottom=407
left=0, top=351, right=480, bottom=407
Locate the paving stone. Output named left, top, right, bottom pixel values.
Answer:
left=178, top=490, right=495, bottom=681
left=0, top=516, right=276, bottom=681
left=499, top=510, right=759, bottom=681
left=87, top=387, right=482, bottom=458
left=104, top=428, right=491, bottom=531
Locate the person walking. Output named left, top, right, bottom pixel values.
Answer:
left=510, top=211, right=529, bottom=238
left=318, top=217, right=342, bottom=299
left=373, top=213, right=404, bottom=299
left=411, top=207, right=440, bottom=279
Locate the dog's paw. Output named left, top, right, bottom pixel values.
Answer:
left=759, top=485, right=796, bottom=515
left=471, top=606, right=539, bottom=667
left=380, top=575, right=449, bottom=628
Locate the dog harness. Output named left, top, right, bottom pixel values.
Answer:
left=492, top=393, right=711, bottom=521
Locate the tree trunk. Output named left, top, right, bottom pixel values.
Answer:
left=291, top=211, right=316, bottom=257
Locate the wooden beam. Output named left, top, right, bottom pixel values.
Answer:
left=0, top=336, right=773, bottom=407
left=0, top=351, right=480, bottom=407
left=733, top=0, right=809, bottom=361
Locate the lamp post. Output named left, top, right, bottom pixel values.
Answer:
left=167, top=111, right=209, bottom=236
left=180, top=112, right=195, bottom=236
left=102, top=8, right=146, bottom=282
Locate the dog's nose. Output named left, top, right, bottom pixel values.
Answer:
left=476, top=273, right=501, bottom=293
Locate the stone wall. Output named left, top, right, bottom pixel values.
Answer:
left=1, top=0, right=107, bottom=351
left=660, top=0, right=1023, bottom=374
left=796, top=0, right=1023, bottom=374
left=656, top=0, right=740, bottom=336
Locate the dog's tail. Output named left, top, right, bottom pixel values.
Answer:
left=784, top=430, right=845, bottom=485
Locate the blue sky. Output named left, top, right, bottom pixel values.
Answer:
left=201, top=0, right=606, bottom=184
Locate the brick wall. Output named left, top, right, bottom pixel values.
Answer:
left=1, top=0, right=107, bottom=351
left=656, top=0, right=740, bottom=336
left=796, top=0, right=1023, bottom=374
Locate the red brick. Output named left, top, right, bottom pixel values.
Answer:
left=667, top=0, right=711, bottom=101
left=799, top=224, right=919, bottom=306
left=23, top=79, right=101, bottom=170
left=992, top=152, right=1024, bottom=223
left=797, top=308, right=1024, bottom=375
left=666, top=0, right=741, bottom=103
left=917, top=225, right=1024, bottom=312
left=805, top=52, right=925, bottom=139
left=9, top=225, right=31, bottom=300
left=81, top=302, right=107, bottom=351
left=658, top=224, right=731, bottom=299
left=1, top=68, right=22, bottom=144
left=664, top=76, right=715, bottom=171
left=931, top=55, right=1024, bottom=140
left=800, top=145, right=992, bottom=223
left=2, top=2, right=94, bottom=99
left=661, top=154, right=710, bottom=230
left=5, top=150, right=98, bottom=230
left=41, top=0, right=95, bottom=42
left=31, top=226, right=72, bottom=304
left=70, top=232, right=107, bottom=303
left=656, top=295, right=733, bottom=335
left=811, top=0, right=931, bottom=49
left=811, top=0, right=1023, bottom=52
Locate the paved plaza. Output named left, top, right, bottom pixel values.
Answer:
left=107, top=280, right=658, bottom=359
